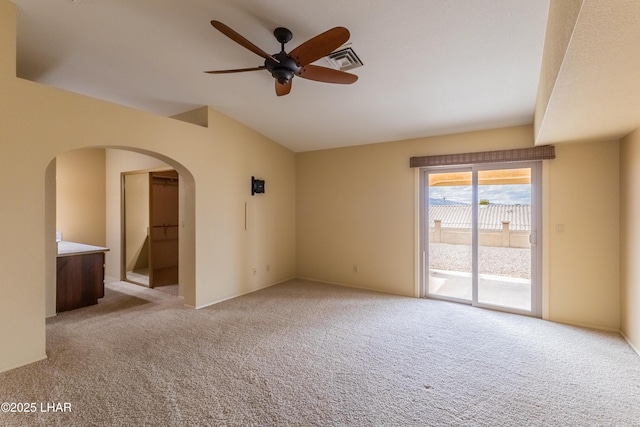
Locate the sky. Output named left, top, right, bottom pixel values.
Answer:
left=428, top=184, right=530, bottom=205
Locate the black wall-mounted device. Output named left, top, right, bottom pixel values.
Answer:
left=251, top=176, right=265, bottom=195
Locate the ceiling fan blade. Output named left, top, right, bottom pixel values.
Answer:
left=204, top=66, right=266, bottom=74
left=211, top=20, right=271, bottom=60
left=297, top=65, right=358, bottom=84
left=276, top=79, right=292, bottom=96
left=289, top=27, right=350, bottom=66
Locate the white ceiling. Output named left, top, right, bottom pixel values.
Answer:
left=13, top=0, right=550, bottom=152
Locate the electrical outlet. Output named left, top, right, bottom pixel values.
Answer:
left=252, top=268, right=257, bottom=276
left=266, top=265, right=270, bottom=272
left=353, top=265, right=359, bottom=273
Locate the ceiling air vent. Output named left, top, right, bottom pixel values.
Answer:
left=323, top=46, right=363, bottom=71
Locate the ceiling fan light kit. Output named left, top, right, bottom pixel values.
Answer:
left=206, top=20, right=359, bottom=96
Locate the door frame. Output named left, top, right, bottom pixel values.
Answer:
left=120, top=167, right=178, bottom=288
left=420, top=161, right=542, bottom=317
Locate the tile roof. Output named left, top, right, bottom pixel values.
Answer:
left=429, top=204, right=530, bottom=231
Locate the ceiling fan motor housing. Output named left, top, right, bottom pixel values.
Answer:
left=265, top=53, right=301, bottom=84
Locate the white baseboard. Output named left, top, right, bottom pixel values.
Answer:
left=190, top=277, right=296, bottom=310
left=294, top=276, right=409, bottom=298
left=547, top=318, right=621, bottom=334
left=621, top=330, right=640, bottom=357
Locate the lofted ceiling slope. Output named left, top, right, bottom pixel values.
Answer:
left=535, top=0, right=640, bottom=146
left=13, top=0, right=550, bottom=152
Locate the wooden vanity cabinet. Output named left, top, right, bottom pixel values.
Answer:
left=56, top=252, right=105, bottom=313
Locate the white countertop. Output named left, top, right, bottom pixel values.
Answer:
left=57, top=241, right=110, bottom=257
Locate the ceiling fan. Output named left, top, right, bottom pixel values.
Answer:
left=205, top=20, right=358, bottom=96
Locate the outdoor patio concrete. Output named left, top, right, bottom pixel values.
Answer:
left=429, top=269, right=531, bottom=311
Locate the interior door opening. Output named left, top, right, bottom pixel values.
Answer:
left=422, top=163, right=541, bottom=316
left=123, top=169, right=179, bottom=290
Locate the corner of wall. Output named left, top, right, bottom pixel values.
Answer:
left=620, top=128, right=640, bottom=354
left=534, top=0, right=584, bottom=144
left=45, top=159, right=57, bottom=318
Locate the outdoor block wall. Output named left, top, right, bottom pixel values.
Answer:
left=430, top=222, right=530, bottom=248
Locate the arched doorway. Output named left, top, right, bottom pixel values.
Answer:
left=44, top=146, right=196, bottom=319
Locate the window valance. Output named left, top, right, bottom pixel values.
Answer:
left=409, top=145, right=555, bottom=168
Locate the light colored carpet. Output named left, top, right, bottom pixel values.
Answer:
left=1, top=279, right=639, bottom=426
left=154, top=283, right=179, bottom=296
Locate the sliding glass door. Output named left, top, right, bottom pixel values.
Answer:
left=427, top=169, right=473, bottom=303
left=476, top=167, right=534, bottom=311
left=422, top=163, right=541, bottom=316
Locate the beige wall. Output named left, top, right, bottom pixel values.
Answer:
left=0, top=0, right=15, bottom=77
left=296, top=125, right=534, bottom=297
left=297, top=127, right=622, bottom=331
left=0, top=2, right=295, bottom=373
left=546, top=141, right=620, bottom=331
left=56, top=149, right=106, bottom=247
left=621, top=128, right=640, bottom=352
